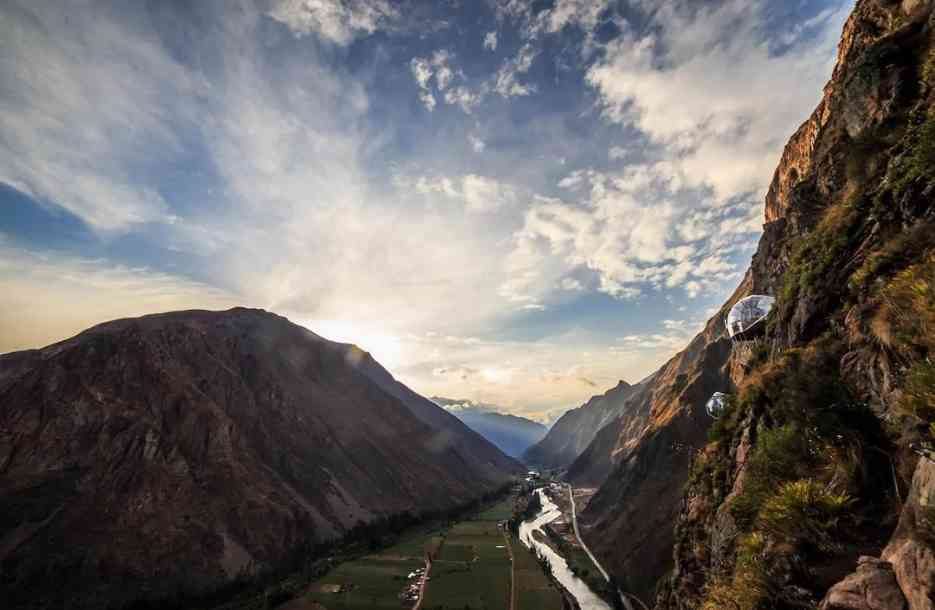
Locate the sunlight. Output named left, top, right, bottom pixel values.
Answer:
left=304, top=318, right=404, bottom=370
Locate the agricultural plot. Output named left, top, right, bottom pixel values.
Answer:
left=421, top=500, right=513, bottom=610
left=299, top=532, right=432, bottom=610
left=297, top=497, right=563, bottom=610
left=512, top=536, right=563, bottom=610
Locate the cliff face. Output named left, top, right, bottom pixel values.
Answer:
left=522, top=380, right=640, bottom=471
left=0, top=308, right=520, bottom=608
left=574, top=1, right=935, bottom=607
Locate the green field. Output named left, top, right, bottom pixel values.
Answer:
left=299, top=532, right=431, bottom=610
left=294, top=496, right=563, bottom=610
left=421, top=500, right=513, bottom=610
left=512, top=536, right=563, bottom=610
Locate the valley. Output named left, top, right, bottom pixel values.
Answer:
left=1, top=1, right=934, bottom=609
left=279, top=484, right=606, bottom=610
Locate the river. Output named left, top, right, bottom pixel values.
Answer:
left=518, top=488, right=612, bottom=610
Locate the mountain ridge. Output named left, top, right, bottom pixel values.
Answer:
left=0, top=307, right=521, bottom=608
left=430, top=396, right=547, bottom=458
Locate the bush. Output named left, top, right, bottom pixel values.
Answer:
left=728, top=425, right=814, bottom=531
left=757, top=480, right=852, bottom=552
left=777, top=197, right=864, bottom=323
left=901, top=361, right=935, bottom=425
left=873, top=253, right=935, bottom=355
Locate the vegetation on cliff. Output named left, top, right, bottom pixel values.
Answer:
left=655, top=2, right=935, bottom=607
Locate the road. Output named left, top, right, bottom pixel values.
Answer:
left=411, top=557, right=431, bottom=610
left=565, top=484, right=646, bottom=610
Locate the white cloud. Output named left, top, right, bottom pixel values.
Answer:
left=484, top=31, right=498, bottom=51
left=587, top=0, right=848, bottom=202
left=411, top=57, right=433, bottom=89
left=0, top=6, right=197, bottom=232
left=503, top=162, right=749, bottom=304
left=444, top=86, right=481, bottom=114
left=405, top=173, right=516, bottom=213
left=268, top=0, right=398, bottom=45
left=468, top=134, right=486, bottom=152
left=539, top=0, right=612, bottom=34
left=410, top=50, right=483, bottom=113
left=493, top=43, right=538, bottom=97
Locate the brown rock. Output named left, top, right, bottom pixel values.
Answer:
left=820, top=557, right=908, bottom=610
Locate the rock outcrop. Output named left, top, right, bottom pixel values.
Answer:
left=0, top=308, right=521, bottom=608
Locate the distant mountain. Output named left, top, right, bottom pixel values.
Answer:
left=521, top=380, right=642, bottom=472
left=0, top=308, right=521, bottom=608
left=431, top=397, right=547, bottom=458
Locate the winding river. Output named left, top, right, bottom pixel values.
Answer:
left=518, top=488, right=612, bottom=610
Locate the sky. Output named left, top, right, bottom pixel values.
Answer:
left=0, top=0, right=853, bottom=422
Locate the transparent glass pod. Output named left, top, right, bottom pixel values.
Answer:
left=726, top=295, right=775, bottom=341
left=706, top=392, right=729, bottom=419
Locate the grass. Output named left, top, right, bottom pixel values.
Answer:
left=512, top=536, right=563, bottom=610
left=303, top=556, right=424, bottom=610
left=757, top=480, right=852, bottom=552
left=421, top=499, right=514, bottom=610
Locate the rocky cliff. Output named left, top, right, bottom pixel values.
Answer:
left=574, top=1, right=935, bottom=607
left=0, top=308, right=521, bottom=608
left=523, top=380, right=641, bottom=471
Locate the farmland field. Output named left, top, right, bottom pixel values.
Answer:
left=298, top=533, right=430, bottom=610
left=512, top=533, right=563, bottom=610
left=294, top=495, right=563, bottom=610
left=420, top=499, right=513, bottom=610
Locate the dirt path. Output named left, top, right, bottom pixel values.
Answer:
left=502, top=530, right=516, bottom=610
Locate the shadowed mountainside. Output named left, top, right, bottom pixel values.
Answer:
left=0, top=308, right=521, bottom=608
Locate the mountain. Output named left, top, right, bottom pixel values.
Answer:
left=522, top=380, right=643, bottom=471
left=567, top=1, right=935, bottom=606
left=430, top=397, right=547, bottom=458
left=0, top=308, right=521, bottom=608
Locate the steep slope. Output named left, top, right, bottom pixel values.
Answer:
left=573, top=1, right=935, bottom=607
left=337, top=354, right=522, bottom=477
left=0, top=308, right=519, bottom=608
left=430, top=397, right=547, bottom=458
left=569, top=286, right=741, bottom=599
left=523, top=380, right=642, bottom=470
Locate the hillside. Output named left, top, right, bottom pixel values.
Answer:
left=430, top=397, right=547, bottom=458
left=570, top=0, right=935, bottom=607
left=0, top=308, right=521, bottom=608
left=522, top=380, right=641, bottom=471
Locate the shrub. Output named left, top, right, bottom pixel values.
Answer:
left=728, top=425, right=814, bottom=531
left=701, top=534, right=772, bottom=610
left=757, top=480, right=852, bottom=552
left=901, top=361, right=935, bottom=425
left=849, top=222, right=935, bottom=294
left=779, top=200, right=862, bottom=310
left=873, top=253, right=935, bottom=356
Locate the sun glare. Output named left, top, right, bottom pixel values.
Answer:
left=304, top=319, right=404, bottom=370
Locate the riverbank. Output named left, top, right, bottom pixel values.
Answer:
left=518, top=489, right=612, bottom=610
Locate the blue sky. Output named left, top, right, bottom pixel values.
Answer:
left=0, top=0, right=852, bottom=420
